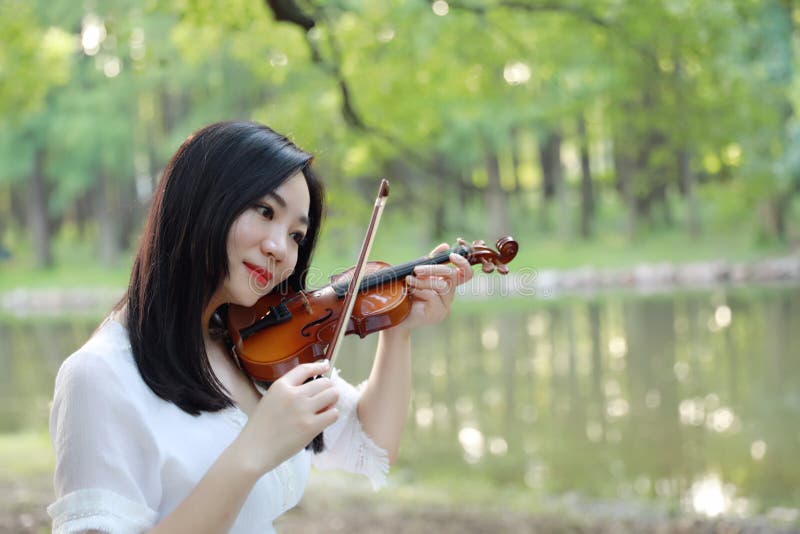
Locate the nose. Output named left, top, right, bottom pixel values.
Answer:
left=260, top=233, right=287, bottom=263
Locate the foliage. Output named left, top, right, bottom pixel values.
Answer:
left=0, top=0, right=799, bottom=269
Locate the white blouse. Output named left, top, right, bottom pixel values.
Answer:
left=48, top=318, right=388, bottom=534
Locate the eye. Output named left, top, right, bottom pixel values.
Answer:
left=291, top=231, right=307, bottom=246
left=255, top=204, right=274, bottom=220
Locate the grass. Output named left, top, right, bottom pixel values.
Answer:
left=0, top=233, right=132, bottom=291
left=0, top=431, right=54, bottom=477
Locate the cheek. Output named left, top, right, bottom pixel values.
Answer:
left=291, top=242, right=304, bottom=269
left=228, top=216, right=255, bottom=257
left=278, top=248, right=301, bottom=283
left=225, top=236, right=237, bottom=265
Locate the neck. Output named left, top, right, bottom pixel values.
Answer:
left=332, top=245, right=465, bottom=297
left=202, top=296, right=223, bottom=346
left=110, top=303, right=128, bottom=326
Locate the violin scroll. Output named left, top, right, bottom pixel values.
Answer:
left=457, top=236, right=518, bottom=274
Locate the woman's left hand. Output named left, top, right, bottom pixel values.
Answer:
left=395, top=243, right=474, bottom=332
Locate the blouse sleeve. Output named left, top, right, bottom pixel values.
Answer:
left=48, top=347, right=161, bottom=534
left=311, top=369, right=389, bottom=490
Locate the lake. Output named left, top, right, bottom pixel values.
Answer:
left=1, top=285, right=798, bottom=522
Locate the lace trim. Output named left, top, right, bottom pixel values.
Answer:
left=325, top=369, right=390, bottom=490
left=349, top=419, right=390, bottom=490
left=351, top=374, right=390, bottom=490
left=48, top=488, right=158, bottom=534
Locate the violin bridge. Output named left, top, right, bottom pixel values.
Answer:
left=300, top=291, right=313, bottom=314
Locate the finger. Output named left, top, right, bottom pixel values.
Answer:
left=429, top=242, right=450, bottom=256
left=449, top=252, right=471, bottom=271
left=450, top=253, right=474, bottom=283
left=408, top=288, right=438, bottom=302
left=418, top=286, right=450, bottom=312
left=406, top=275, right=452, bottom=292
left=309, top=387, right=340, bottom=413
left=413, top=264, right=458, bottom=277
left=297, top=376, right=334, bottom=396
left=313, top=407, right=339, bottom=429
left=280, top=360, right=330, bottom=386
left=411, top=267, right=460, bottom=289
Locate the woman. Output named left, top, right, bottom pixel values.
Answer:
left=48, top=121, right=473, bottom=533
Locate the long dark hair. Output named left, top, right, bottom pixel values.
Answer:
left=122, top=121, right=324, bottom=415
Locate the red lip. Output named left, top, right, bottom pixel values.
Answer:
left=244, top=262, right=273, bottom=286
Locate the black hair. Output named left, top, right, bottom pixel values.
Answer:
left=122, top=121, right=324, bottom=415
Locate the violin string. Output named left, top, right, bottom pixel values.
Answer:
left=353, top=248, right=459, bottom=293
left=329, top=244, right=469, bottom=297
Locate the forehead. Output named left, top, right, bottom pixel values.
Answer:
left=267, top=171, right=310, bottom=220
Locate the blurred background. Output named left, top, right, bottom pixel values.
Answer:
left=1, top=0, right=800, bottom=532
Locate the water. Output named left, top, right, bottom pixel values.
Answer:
left=2, top=286, right=799, bottom=519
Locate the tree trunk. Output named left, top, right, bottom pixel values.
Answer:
left=538, top=130, right=563, bottom=232
left=757, top=0, right=794, bottom=242
left=26, top=148, right=52, bottom=268
left=431, top=154, right=448, bottom=240
left=678, top=148, right=701, bottom=237
left=612, top=137, right=637, bottom=239
left=75, top=193, right=92, bottom=239
left=118, top=179, right=139, bottom=252
left=653, top=182, right=673, bottom=228
left=776, top=195, right=789, bottom=240
left=510, top=127, right=522, bottom=193
left=457, top=169, right=469, bottom=212
left=630, top=88, right=671, bottom=231
left=10, top=186, right=27, bottom=230
left=95, top=172, right=121, bottom=267
left=538, top=131, right=560, bottom=201
left=673, top=47, right=702, bottom=238
left=577, top=115, right=595, bottom=238
left=485, top=151, right=510, bottom=239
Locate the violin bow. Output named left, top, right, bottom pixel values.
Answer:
left=324, top=179, right=390, bottom=374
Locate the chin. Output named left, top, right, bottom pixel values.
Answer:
left=229, top=293, right=259, bottom=309
left=227, top=283, right=258, bottom=308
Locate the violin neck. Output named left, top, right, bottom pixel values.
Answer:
left=332, top=245, right=468, bottom=297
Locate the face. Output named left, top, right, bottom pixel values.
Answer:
left=217, top=171, right=311, bottom=308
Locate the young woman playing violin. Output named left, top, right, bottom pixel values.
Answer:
left=48, top=121, right=474, bottom=533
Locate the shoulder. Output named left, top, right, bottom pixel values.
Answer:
left=53, top=318, right=140, bottom=404
left=50, top=318, right=160, bottom=450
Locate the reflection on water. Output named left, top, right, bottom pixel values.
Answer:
left=2, top=286, right=799, bottom=519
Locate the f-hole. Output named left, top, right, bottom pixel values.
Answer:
left=300, top=308, right=334, bottom=337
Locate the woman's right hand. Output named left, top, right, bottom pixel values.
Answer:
left=234, top=360, right=339, bottom=477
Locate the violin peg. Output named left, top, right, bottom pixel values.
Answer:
left=457, top=237, right=472, bottom=254
left=496, top=263, right=509, bottom=275
left=481, top=259, right=494, bottom=273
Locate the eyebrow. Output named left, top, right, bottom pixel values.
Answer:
left=268, top=192, right=309, bottom=226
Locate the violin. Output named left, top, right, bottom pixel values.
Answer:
left=226, top=236, right=519, bottom=381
